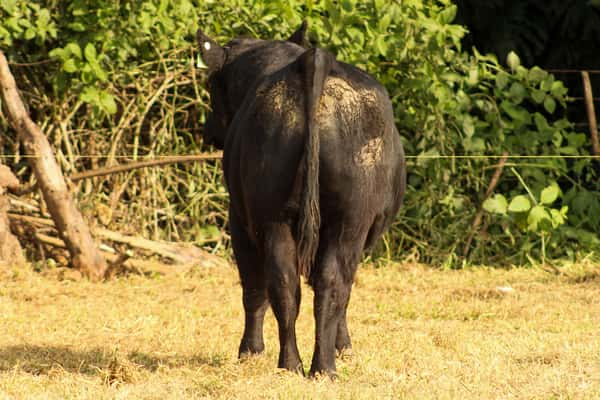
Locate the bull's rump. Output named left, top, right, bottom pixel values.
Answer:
left=225, top=69, right=402, bottom=246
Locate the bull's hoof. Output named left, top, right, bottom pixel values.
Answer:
left=309, top=368, right=337, bottom=380
left=238, top=341, right=264, bottom=359
left=278, top=361, right=305, bottom=376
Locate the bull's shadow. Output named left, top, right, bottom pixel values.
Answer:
left=0, top=345, right=226, bottom=376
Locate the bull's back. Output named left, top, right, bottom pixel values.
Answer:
left=227, top=61, right=403, bottom=241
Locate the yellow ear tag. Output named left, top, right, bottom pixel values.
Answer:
left=196, top=53, right=208, bottom=69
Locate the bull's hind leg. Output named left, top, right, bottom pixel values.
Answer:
left=310, top=244, right=360, bottom=377
left=230, top=211, right=269, bottom=357
left=265, top=223, right=303, bottom=374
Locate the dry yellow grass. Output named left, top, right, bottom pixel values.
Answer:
left=1, top=262, right=599, bottom=399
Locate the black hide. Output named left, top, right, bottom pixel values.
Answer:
left=198, top=25, right=406, bottom=376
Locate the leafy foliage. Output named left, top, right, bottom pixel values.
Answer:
left=0, top=0, right=598, bottom=267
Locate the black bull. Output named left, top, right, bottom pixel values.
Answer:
left=197, top=23, right=406, bottom=376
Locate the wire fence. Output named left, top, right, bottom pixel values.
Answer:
left=1, top=154, right=599, bottom=159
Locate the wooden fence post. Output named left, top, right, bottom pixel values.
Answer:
left=581, top=71, right=600, bottom=156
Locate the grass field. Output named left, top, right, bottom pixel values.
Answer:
left=1, top=261, right=599, bottom=399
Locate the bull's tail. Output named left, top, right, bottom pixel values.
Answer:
left=296, top=47, right=333, bottom=279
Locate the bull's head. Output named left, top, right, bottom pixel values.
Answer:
left=196, top=22, right=308, bottom=149
left=196, top=30, right=230, bottom=149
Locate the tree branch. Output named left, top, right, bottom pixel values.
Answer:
left=0, top=49, right=108, bottom=280
left=463, top=152, right=509, bottom=258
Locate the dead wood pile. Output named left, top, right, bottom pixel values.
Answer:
left=0, top=49, right=226, bottom=278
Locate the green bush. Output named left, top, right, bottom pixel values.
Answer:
left=1, top=0, right=598, bottom=267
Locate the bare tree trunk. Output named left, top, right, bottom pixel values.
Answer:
left=0, top=164, right=24, bottom=265
left=0, top=50, right=107, bottom=280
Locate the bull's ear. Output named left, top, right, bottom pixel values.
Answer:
left=287, top=20, right=308, bottom=47
left=196, top=29, right=226, bottom=73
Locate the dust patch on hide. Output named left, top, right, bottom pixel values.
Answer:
left=316, top=77, right=381, bottom=132
left=258, top=80, right=302, bottom=128
left=316, top=77, right=385, bottom=169
left=257, top=76, right=384, bottom=144
left=354, top=137, right=383, bottom=168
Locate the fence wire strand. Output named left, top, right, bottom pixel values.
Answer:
left=3, top=154, right=600, bottom=160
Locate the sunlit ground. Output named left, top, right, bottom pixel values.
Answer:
left=1, top=261, right=599, bottom=399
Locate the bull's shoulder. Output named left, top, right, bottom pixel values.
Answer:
left=227, top=41, right=305, bottom=82
left=223, top=41, right=306, bottom=106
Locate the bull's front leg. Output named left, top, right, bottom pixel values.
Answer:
left=230, top=210, right=269, bottom=357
